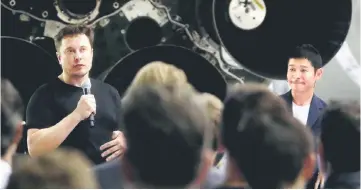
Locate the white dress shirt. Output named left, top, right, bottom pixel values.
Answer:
left=292, top=102, right=310, bottom=126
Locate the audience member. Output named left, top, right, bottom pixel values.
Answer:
left=221, top=83, right=316, bottom=188
left=120, top=84, right=213, bottom=188
left=1, top=78, right=24, bottom=155
left=320, top=100, right=360, bottom=189
left=7, top=148, right=98, bottom=188
left=129, top=61, right=191, bottom=89
left=198, top=93, right=227, bottom=188
left=1, top=78, right=25, bottom=188
left=93, top=61, right=195, bottom=188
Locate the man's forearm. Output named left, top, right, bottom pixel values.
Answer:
left=27, top=111, right=82, bottom=157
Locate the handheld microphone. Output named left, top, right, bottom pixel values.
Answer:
left=82, top=79, right=95, bottom=127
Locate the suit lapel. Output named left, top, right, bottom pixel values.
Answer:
left=281, top=91, right=323, bottom=128
left=307, top=95, right=323, bottom=127
left=281, top=91, right=293, bottom=111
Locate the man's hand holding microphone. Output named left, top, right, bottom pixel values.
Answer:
left=71, top=79, right=126, bottom=162
left=72, top=94, right=97, bottom=122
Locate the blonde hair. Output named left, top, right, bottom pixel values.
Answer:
left=196, top=92, right=224, bottom=151
left=130, top=61, right=188, bottom=89
left=8, top=148, right=98, bottom=189
left=200, top=93, right=223, bottom=129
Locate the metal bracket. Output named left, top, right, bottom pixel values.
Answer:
left=120, top=0, right=168, bottom=26
left=43, top=20, right=67, bottom=39
left=54, top=0, right=102, bottom=24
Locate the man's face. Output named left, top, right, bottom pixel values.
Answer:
left=57, top=34, right=93, bottom=78
left=287, top=58, right=323, bottom=93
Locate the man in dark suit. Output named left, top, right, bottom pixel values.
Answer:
left=320, top=101, right=360, bottom=189
left=280, top=44, right=327, bottom=188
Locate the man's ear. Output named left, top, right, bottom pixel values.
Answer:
left=315, top=68, right=323, bottom=80
left=56, top=52, right=61, bottom=64
left=89, top=48, right=94, bottom=59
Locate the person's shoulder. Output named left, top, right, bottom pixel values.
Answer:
left=27, top=79, right=60, bottom=110
left=320, top=98, right=327, bottom=107
left=32, top=78, right=59, bottom=96
left=314, top=94, right=327, bottom=107
left=90, top=78, right=114, bottom=89
left=91, top=78, right=118, bottom=94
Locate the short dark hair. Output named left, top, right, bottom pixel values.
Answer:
left=289, top=44, right=323, bottom=69
left=121, top=84, right=212, bottom=188
left=222, top=83, right=314, bottom=188
left=321, top=100, right=360, bottom=172
left=54, top=25, right=94, bottom=51
left=1, top=78, right=24, bottom=155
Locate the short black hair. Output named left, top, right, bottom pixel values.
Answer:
left=1, top=78, right=24, bottom=155
left=289, top=44, right=323, bottom=69
left=321, top=100, right=360, bottom=172
left=121, top=84, right=212, bottom=188
left=54, top=25, right=94, bottom=51
left=222, top=83, right=314, bottom=188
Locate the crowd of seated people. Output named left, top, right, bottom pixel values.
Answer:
left=1, top=60, right=360, bottom=188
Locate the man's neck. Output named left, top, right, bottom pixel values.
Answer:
left=59, top=73, right=88, bottom=87
left=292, top=89, right=314, bottom=106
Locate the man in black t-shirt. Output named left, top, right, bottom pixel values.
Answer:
left=25, top=25, right=126, bottom=165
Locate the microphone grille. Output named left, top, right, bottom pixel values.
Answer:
left=82, top=78, right=91, bottom=89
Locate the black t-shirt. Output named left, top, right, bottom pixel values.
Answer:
left=26, top=78, right=123, bottom=165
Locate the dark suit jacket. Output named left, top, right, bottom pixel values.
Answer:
left=92, top=159, right=123, bottom=189
left=280, top=90, right=327, bottom=137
